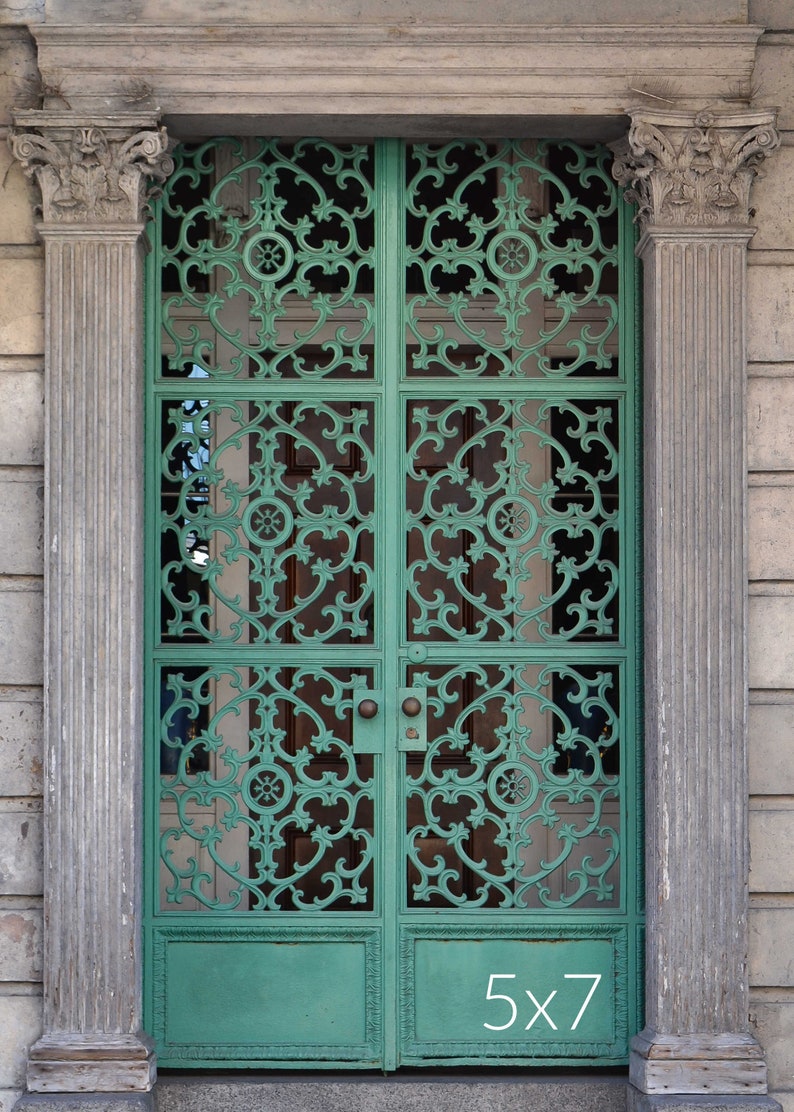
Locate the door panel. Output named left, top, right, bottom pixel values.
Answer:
left=145, top=136, right=640, bottom=1068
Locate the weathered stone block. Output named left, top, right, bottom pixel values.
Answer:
left=769, top=1094, right=794, bottom=1112
left=750, top=704, right=794, bottom=796
left=0, top=147, right=37, bottom=246
left=748, top=266, right=794, bottom=363
left=750, top=809, right=794, bottom=892
left=0, top=28, right=38, bottom=125
left=0, top=695, right=42, bottom=797
left=0, top=584, right=42, bottom=686
left=0, top=994, right=41, bottom=1088
left=753, top=39, right=794, bottom=133
left=750, top=1000, right=794, bottom=1094
left=0, top=811, right=41, bottom=895
left=0, top=472, right=43, bottom=576
left=0, top=259, right=43, bottom=356
left=750, top=148, right=794, bottom=252
left=751, top=0, right=794, bottom=30
left=748, top=375, right=794, bottom=471
left=0, top=373, right=43, bottom=467
left=750, top=908, right=794, bottom=986
left=0, top=910, right=41, bottom=982
left=749, top=596, right=794, bottom=690
left=749, top=485, right=794, bottom=580
left=40, top=0, right=747, bottom=25
left=0, top=1090, right=23, bottom=1112
left=0, top=3, right=43, bottom=26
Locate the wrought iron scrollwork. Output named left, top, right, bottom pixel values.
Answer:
left=406, top=140, right=619, bottom=378
left=159, top=666, right=376, bottom=911
left=405, top=397, right=620, bottom=641
left=160, top=137, right=374, bottom=379
left=405, top=664, right=620, bottom=909
left=160, top=398, right=375, bottom=644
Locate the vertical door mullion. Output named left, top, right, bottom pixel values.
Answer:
left=375, top=137, right=406, bottom=1070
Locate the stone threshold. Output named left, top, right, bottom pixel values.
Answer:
left=156, top=1072, right=629, bottom=1112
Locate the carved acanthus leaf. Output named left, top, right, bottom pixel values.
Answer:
left=9, top=117, right=174, bottom=224
left=611, top=106, right=779, bottom=231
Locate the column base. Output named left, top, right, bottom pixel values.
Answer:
left=13, top=1096, right=154, bottom=1112
left=630, top=1031, right=771, bottom=1097
left=24, top=1035, right=156, bottom=1095
left=628, top=1091, right=782, bottom=1112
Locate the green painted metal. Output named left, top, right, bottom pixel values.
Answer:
left=143, top=137, right=642, bottom=1069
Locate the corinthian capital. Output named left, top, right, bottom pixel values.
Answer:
left=611, top=105, right=779, bottom=232
left=9, top=111, right=174, bottom=225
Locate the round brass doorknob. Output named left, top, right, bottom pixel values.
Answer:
left=357, top=698, right=379, bottom=719
left=401, top=696, right=422, bottom=717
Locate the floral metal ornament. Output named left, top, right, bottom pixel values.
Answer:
left=9, top=111, right=173, bottom=223
left=611, top=106, right=779, bottom=230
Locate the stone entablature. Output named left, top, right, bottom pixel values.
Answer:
left=25, top=24, right=763, bottom=136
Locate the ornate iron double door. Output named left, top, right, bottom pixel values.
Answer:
left=145, top=137, right=641, bottom=1068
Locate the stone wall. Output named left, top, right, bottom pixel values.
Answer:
left=0, top=25, right=44, bottom=1112
left=747, top=6, right=794, bottom=1110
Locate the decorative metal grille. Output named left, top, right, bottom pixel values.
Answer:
left=161, top=137, right=374, bottom=380
left=159, top=665, right=375, bottom=911
left=405, top=663, right=620, bottom=910
left=405, top=140, right=618, bottom=378
left=405, top=397, right=619, bottom=642
left=145, top=136, right=640, bottom=1069
left=160, top=397, right=375, bottom=644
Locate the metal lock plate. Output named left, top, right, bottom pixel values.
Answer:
left=398, top=686, right=427, bottom=751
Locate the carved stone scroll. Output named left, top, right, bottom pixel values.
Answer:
left=9, top=111, right=173, bottom=224
left=611, top=106, right=779, bottom=231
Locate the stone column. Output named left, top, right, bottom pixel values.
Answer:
left=8, top=112, right=173, bottom=1108
left=612, top=108, right=780, bottom=1111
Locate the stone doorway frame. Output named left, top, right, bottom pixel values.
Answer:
left=7, top=18, right=782, bottom=1112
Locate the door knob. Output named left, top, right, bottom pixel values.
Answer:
left=401, top=696, right=422, bottom=717
left=358, top=698, right=379, bottom=719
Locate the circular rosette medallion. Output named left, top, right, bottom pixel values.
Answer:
left=487, top=494, right=539, bottom=547
left=487, top=761, right=539, bottom=813
left=243, top=496, right=293, bottom=547
left=243, top=230, right=294, bottom=283
left=486, top=230, right=538, bottom=283
left=243, top=763, right=293, bottom=815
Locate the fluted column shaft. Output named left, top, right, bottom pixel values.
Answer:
left=613, top=107, right=780, bottom=1108
left=9, top=112, right=172, bottom=1099
left=37, top=225, right=151, bottom=1068
left=638, top=226, right=760, bottom=1082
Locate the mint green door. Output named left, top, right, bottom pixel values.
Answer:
left=144, top=138, right=641, bottom=1068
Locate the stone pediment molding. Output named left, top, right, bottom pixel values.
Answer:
left=611, top=105, right=780, bottom=231
left=9, top=111, right=173, bottom=225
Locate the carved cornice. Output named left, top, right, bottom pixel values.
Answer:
left=611, top=106, right=780, bottom=232
left=8, top=112, right=173, bottom=225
